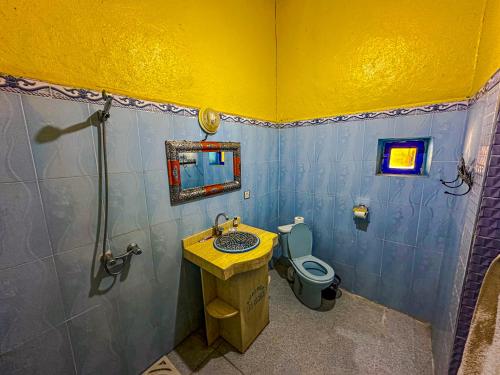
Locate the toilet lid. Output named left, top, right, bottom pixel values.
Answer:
left=288, top=223, right=312, bottom=259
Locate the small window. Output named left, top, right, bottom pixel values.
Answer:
left=377, top=138, right=431, bottom=176
left=209, top=151, right=225, bottom=165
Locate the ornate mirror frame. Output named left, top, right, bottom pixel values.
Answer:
left=165, top=140, right=241, bottom=205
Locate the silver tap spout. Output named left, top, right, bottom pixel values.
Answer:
left=214, top=212, right=229, bottom=236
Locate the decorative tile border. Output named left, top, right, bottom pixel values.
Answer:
left=1, top=69, right=499, bottom=129
left=469, top=68, right=500, bottom=105
left=0, top=73, right=278, bottom=128
left=279, top=101, right=469, bottom=128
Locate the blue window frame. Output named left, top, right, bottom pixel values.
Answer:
left=377, top=138, right=430, bottom=176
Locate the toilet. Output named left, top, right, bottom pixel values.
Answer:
left=278, top=222, right=335, bottom=309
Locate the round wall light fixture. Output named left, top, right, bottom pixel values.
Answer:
left=198, top=107, right=221, bottom=135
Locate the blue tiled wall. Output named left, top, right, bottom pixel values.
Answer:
left=278, top=111, right=469, bottom=322
left=432, top=84, right=500, bottom=375
left=0, top=91, right=278, bottom=374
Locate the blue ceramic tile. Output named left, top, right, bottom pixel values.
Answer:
left=314, top=160, right=336, bottom=196
left=314, top=123, right=336, bottom=163
left=0, top=182, right=51, bottom=269
left=267, top=129, right=279, bottom=162
left=137, top=110, right=173, bottom=171
left=54, top=243, right=117, bottom=319
left=268, top=189, right=279, bottom=221
left=143, top=169, right=180, bottom=225
left=356, top=200, right=386, bottom=239
left=296, top=127, right=315, bottom=164
left=0, top=258, right=65, bottom=354
left=107, top=172, right=149, bottom=238
left=172, top=114, right=203, bottom=141
left=388, top=176, right=424, bottom=205
left=313, top=194, right=334, bottom=233
left=363, top=118, right=394, bottom=161
left=379, top=274, right=412, bottom=313
left=242, top=195, right=257, bottom=227
left=353, top=271, right=381, bottom=302
left=254, top=192, right=270, bottom=227
left=385, top=203, right=420, bottom=246
left=269, top=162, right=279, bottom=192
left=118, top=282, right=162, bottom=374
left=0, top=93, right=36, bottom=183
left=68, top=300, right=126, bottom=375
left=355, top=233, right=383, bottom=275
left=0, top=324, right=75, bottom=375
left=417, top=206, right=453, bottom=253
left=110, top=229, right=155, bottom=295
left=150, top=219, right=183, bottom=288
left=337, top=121, right=364, bottom=161
left=359, top=161, right=390, bottom=204
left=227, top=191, right=244, bottom=218
left=462, top=104, right=484, bottom=164
left=335, top=161, right=361, bottom=199
left=279, top=159, right=295, bottom=192
left=295, top=160, right=314, bottom=193
left=294, top=192, right=314, bottom=226
left=431, top=111, right=467, bottom=162
left=381, top=241, right=415, bottom=280
left=394, top=114, right=432, bottom=138
left=331, top=228, right=357, bottom=266
left=279, top=128, right=296, bottom=164
left=331, top=261, right=355, bottom=292
left=255, top=127, right=274, bottom=163
left=90, top=105, right=142, bottom=174
left=422, top=162, right=460, bottom=209
left=312, top=226, right=333, bottom=262
left=23, top=95, right=96, bottom=179
left=180, top=212, right=210, bottom=237
left=221, top=121, right=242, bottom=143
left=39, top=176, right=98, bottom=253
left=333, top=194, right=356, bottom=232
left=409, top=248, right=443, bottom=321
left=279, top=190, right=295, bottom=225
left=241, top=125, right=258, bottom=162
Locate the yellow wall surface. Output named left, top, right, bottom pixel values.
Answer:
left=472, top=0, right=500, bottom=92
left=276, top=0, right=487, bottom=122
left=0, top=0, right=276, bottom=121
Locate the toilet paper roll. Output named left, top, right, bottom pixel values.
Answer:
left=353, top=210, right=368, bottom=219
left=294, top=216, right=304, bottom=224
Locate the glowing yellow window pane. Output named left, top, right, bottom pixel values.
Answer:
left=389, top=147, right=417, bottom=169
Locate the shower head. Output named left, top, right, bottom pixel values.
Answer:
left=98, top=90, right=113, bottom=122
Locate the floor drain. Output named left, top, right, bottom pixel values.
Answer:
left=142, top=356, right=180, bottom=375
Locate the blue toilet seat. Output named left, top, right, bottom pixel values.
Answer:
left=292, top=255, right=335, bottom=284
left=288, top=223, right=335, bottom=284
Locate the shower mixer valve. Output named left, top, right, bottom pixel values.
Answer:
left=101, top=243, right=142, bottom=274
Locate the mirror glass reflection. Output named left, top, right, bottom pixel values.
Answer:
left=179, top=151, right=234, bottom=189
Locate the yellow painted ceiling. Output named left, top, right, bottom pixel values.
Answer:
left=0, top=1, right=498, bottom=122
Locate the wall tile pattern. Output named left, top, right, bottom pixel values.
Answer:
left=278, top=110, right=468, bottom=323
left=0, top=90, right=278, bottom=374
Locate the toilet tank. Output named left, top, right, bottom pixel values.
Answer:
left=277, top=224, right=294, bottom=258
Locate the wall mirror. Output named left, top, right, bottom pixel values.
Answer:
left=165, top=140, right=241, bottom=205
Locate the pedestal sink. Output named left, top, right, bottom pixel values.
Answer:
left=213, top=231, right=260, bottom=253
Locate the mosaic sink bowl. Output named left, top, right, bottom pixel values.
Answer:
left=213, top=231, right=260, bottom=253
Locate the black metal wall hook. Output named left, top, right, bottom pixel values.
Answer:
left=440, top=156, right=473, bottom=196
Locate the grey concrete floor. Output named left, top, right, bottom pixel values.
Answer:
left=167, top=269, right=434, bottom=374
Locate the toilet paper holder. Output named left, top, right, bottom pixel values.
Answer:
left=353, top=204, right=369, bottom=219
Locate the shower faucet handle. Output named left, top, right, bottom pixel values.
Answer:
left=127, top=243, right=142, bottom=255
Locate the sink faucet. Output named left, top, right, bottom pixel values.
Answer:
left=214, top=212, right=229, bottom=236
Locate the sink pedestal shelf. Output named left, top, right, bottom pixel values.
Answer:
left=182, top=218, right=277, bottom=353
